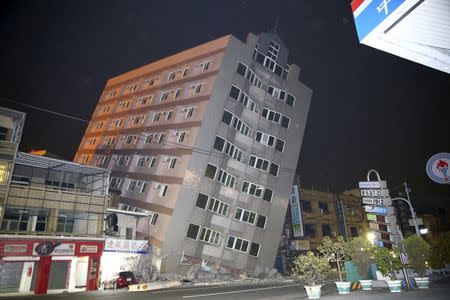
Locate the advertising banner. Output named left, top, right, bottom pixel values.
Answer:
left=104, top=238, right=148, bottom=254
left=290, top=185, right=304, bottom=237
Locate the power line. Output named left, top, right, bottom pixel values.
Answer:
left=1, top=96, right=89, bottom=123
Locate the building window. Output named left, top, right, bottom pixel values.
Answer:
left=269, top=163, right=279, bottom=177
left=256, top=215, right=267, bottom=229
left=136, top=156, right=150, bottom=167
left=145, top=77, right=159, bottom=87
left=301, top=200, right=312, bottom=212
left=200, top=61, right=210, bottom=72
left=176, top=131, right=187, bottom=143
left=198, top=227, right=221, bottom=245
left=56, top=216, right=74, bottom=233
left=221, top=110, right=250, bottom=136
left=116, top=155, right=130, bottom=166
left=124, top=135, right=138, bottom=144
left=217, top=169, right=236, bottom=188
left=262, top=108, right=281, bottom=123
left=214, top=136, right=243, bottom=162
left=249, top=242, right=261, bottom=257
left=128, top=180, right=148, bottom=193
left=150, top=213, right=158, bottom=225
left=130, top=114, right=145, bottom=126
left=168, top=157, right=177, bottom=169
left=195, top=193, right=209, bottom=209
left=229, top=85, right=257, bottom=112
left=213, top=136, right=226, bottom=152
left=322, top=224, right=332, bottom=237
left=304, top=224, right=316, bottom=237
left=118, top=100, right=131, bottom=110
left=174, top=88, right=182, bottom=98
left=249, top=155, right=270, bottom=172
left=226, top=235, right=249, bottom=253
left=184, top=107, right=195, bottom=118
left=263, top=188, right=273, bottom=202
left=181, top=67, right=189, bottom=77
left=275, top=139, right=285, bottom=152
left=157, top=133, right=165, bottom=144
left=286, top=94, right=295, bottom=107
left=350, top=227, right=358, bottom=237
left=207, top=197, right=229, bottom=216
left=94, top=121, right=103, bottom=129
left=241, top=181, right=263, bottom=198
left=319, top=202, right=329, bottom=214
left=267, top=86, right=286, bottom=101
left=281, top=116, right=290, bottom=129
left=167, top=72, right=176, bottom=81
left=256, top=131, right=275, bottom=147
left=186, top=224, right=200, bottom=240
left=204, top=164, right=217, bottom=179
left=234, top=208, right=256, bottom=225
left=236, top=62, right=247, bottom=76
left=86, top=138, right=97, bottom=146
left=112, top=118, right=124, bottom=128
left=192, top=83, right=203, bottom=94
left=160, top=91, right=170, bottom=101
left=97, top=155, right=108, bottom=166
left=104, top=136, right=116, bottom=146
left=158, top=184, right=168, bottom=197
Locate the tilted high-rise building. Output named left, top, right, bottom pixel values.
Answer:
left=74, top=32, right=312, bottom=275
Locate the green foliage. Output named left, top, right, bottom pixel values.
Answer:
left=429, top=232, right=450, bottom=268
left=403, top=235, right=431, bottom=277
left=291, top=251, right=332, bottom=286
left=347, top=236, right=374, bottom=279
left=318, top=236, right=350, bottom=281
left=371, top=247, right=402, bottom=280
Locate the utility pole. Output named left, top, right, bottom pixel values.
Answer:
left=404, top=182, right=420, bottom=237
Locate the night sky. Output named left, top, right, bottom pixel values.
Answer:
left=1, top=1, right=449, bottom=212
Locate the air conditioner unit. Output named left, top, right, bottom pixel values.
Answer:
left=164, top=157, right=171, bottom=163
left=175, top=132, right=180, bottom=137
left=156, top=184, right=162, bottom=190
left=182, top=107, right=188, bottom=112
left=320, top=209, right=324, bottom=214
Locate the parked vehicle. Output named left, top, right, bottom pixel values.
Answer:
left=103, top=271, right=137, bottom=289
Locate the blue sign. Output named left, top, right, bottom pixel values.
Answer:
left=290, top=185, right=304, bottom=237
left=365, top=205, right=388, bottom=215
left=426, top=152, right=450, bottom=184
left=354, top=0, right=407, bottom=41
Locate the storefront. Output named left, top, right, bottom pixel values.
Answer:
left=101, top=238, right=149, bottom=284
left=0, top=236, right=103, bottom=295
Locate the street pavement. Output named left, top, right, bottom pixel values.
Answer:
left=3, top=278, right=449, bottom=300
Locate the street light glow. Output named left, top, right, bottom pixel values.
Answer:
left=366, top=232, right=375, bottom=244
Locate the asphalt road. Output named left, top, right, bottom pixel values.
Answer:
left=4, top=278, right=450, bottom=300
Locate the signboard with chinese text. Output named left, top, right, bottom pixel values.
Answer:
left=290, top=185, right=304, bottom=237
left=104, top=238, right=148, bottom=254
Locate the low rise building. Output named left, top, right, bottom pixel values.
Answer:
left=0, top=152, right=110, bottom=295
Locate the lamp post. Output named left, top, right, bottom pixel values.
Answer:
left=390, top=196, right=420, bottom=237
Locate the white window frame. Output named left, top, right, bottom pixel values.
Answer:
left=184, top=106, right=195, bottom=118
left=226, top=235, right=250, bottom=253
left=200, top=61, right=210, bottom=72
left=198, top=226, right=221, bottom=245
left=248, top=155, right=270, bottom=172
left=124, top=135, right=138, bottom=145
left=241, top=180, right=263, bottom=198
left=176, top=131, right=187, bottom=143
left=157, top=184, right=168, bottom=197
left=234, top=207, right=257, bottom=225
left=207, top=197, right=229, bottom=217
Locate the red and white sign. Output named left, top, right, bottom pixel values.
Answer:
left=3, top=244, right=28, bottom=253
left=33, top=243, right=75, bottom=256
left=80, top=245, right=98, bottom=254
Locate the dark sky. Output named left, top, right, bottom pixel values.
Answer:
left=1, top=1, right=449, bottom=212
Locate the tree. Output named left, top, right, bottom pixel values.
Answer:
left=403, top=235, right=431, bottom=277
left=347, top=236, right=374, bottom=279
left=291, top=251, right=332, bottom=286
left=372, top=247, right=402, bottom=280
left=318, top=236, right=350, bottom=281
left=429, top=231, right=450, bottom=269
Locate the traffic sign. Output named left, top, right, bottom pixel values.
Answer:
left=362, top=197, right=392, bottom=206
left=359, top=181, right=387, bottom=189
left=360, top=189, right=390, bottom=197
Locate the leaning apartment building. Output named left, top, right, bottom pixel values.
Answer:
left=74, top=32, right=312, bottom=275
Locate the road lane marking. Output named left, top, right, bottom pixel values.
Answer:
left=181, top=283, right=300, bottom=298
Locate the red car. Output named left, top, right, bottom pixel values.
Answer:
left=103, top=271, right=137, bottom=289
